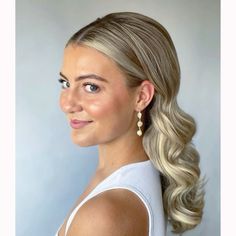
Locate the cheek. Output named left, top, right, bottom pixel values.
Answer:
left=86, top=101, right=115, bottom=118
left=86, top=94, right=132, bottom=124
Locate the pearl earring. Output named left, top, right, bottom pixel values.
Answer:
left=137, top=111, right=143, bottom=136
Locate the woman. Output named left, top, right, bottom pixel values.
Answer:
left=56, top=12, right=204, bottom=236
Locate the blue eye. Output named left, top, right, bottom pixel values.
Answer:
left=58, top=78, right=70, bottom=89
left=83, top=83, right=100, bottom=93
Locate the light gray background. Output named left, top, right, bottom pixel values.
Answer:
left=16, top=0, right=220, bottom=235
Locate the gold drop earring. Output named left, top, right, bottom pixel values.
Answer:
left=137, top=111, right=143, bottom=136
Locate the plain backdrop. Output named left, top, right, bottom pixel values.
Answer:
left=16, top=0, right=220, bottom=235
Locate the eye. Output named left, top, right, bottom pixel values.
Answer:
left=58, top=78, right=70, bottom=89
left=83, top=83, right=100, bottom=93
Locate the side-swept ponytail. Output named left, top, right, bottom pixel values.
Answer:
left=143, top=96, right=204, bottom=233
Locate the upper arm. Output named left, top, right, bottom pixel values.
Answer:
left=66, top=189, right=149, bottom=236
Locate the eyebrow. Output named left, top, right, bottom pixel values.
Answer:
left=59, top=72, right=108, bottom=83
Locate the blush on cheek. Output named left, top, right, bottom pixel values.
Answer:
left=87, top=102, right=113, bottom=118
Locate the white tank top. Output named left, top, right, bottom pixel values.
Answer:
left=55, top=160, right=166, bottom=236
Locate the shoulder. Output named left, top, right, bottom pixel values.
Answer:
left=66, top=189, right=149, bottom=236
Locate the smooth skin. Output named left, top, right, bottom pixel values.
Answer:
left=59, top=44, right=155, bottom=236
left=67, top=190, right=149, bottom=236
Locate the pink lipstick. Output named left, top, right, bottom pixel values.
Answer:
left=70, top=119, right=93, bottom=129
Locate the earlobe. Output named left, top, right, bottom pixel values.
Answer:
left=136, top=80, right=155, bottom=111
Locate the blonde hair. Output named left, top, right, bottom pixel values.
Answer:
left=67, top=12, right=205, bottom=234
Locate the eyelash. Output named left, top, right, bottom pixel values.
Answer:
left=58, top=79, right=100, bottom=93
left=83, top=82, right=100, bottom=93
left=58, top=78, right=70, bottom=89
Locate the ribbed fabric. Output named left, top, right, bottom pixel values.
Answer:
left=55, top=160, right=166, bottom=236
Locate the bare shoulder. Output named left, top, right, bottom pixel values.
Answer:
left=66, top=189, right=149, bottom=236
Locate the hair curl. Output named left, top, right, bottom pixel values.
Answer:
left=66, top=12, right=205, bottom=234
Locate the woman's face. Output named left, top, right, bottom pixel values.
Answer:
left=59, top=44, right=138, bottom=146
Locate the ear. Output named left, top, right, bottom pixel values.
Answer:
left=135, top=80, right=155, bottom=111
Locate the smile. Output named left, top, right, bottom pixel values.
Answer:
left=70, top=120, right=93, bottom=129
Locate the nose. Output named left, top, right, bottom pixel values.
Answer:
left=60, top=88, right=83, bottom=113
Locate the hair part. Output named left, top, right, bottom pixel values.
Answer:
left=67, top=12, right=205, bottom=234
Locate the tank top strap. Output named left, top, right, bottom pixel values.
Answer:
left=64, top=160, right=154, bottom=236
left=65, top=184, right=154, bottom=236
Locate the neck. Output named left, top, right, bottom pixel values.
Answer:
left=96, top=133, right=149, bottom=173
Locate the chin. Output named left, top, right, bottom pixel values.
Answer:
left=71, top=134, right=97, bottom=147
left=75, top=142, right=95, bottom=147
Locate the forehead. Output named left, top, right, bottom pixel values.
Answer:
left=62, top=44, right=126, bottom=82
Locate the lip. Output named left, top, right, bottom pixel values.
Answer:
left=70, top=119, right=93, bottom=129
